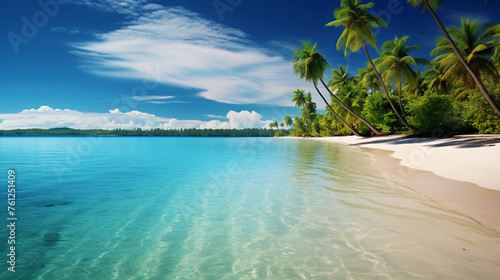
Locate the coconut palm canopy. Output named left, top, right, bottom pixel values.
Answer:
left=287, top=0, right=500, bottom=137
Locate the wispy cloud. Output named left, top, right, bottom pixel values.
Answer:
left=131, top=95, right=174, bottom=101
left=442, top=9, right=492, bottom=24
left=51, top=26, right=80, bottom=34
left=205, top=114, right=227, bottom=119
left=68, top=0, right=148, bottom=16
left=70, top=5, right=309, bottom=106
left=0, top=106, right=272, bottom=130
left=147, top=100, right=190, bottom=104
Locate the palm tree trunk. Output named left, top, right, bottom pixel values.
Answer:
left=423, top=0, right=500, bottom=117
left=363, top=41, right=407, bottom=125
left=313, top=84, right=360, bottom=136
left=318, top=78, right=385, bottom=136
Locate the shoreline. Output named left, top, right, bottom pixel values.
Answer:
left=305, top=135, right=500, bottom=233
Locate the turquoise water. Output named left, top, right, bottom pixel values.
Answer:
left=1, top=136, right=500, bottom=279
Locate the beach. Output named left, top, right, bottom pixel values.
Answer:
left=309, top=135, right=500, bottom=233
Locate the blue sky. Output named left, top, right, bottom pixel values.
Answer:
left=1, top=0, right=499, bottom=129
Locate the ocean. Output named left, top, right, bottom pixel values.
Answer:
left=1, top=136, right=499, bottom=279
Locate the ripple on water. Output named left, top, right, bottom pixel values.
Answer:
left=0, top=137, right=499, bottom=280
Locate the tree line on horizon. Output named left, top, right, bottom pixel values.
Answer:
left=0, top=128, right=284, bottom=137
left=274, top=0, right=500, bottom=137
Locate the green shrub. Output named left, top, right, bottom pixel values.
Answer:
left=361, top=92, right=406, bottom=133
left=407, top=93, right=463, bottom=136
left=274, top=130, right=287, bottom=137
left=463, top=83, right=500, bottom=134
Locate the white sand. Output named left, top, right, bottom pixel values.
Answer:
left=312, top=135, right=500, bottom=192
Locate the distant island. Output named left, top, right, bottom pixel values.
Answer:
left=0, top=128, right=286, bottom=137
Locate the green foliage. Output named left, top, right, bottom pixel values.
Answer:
left=407, top=0, right=442, bottom=12
left=293, top=41, right=329, bottom=84
left=274, top=131, right=287, bottom=137
left=431, top=18, right=498, bottom=94
left=362, top=92, right=406, bottom=133
left=463, top=81, right=500, bottom=133
left=328, top=65, right=354, bottom=92
left=407, top=93, right=463, bottom=136
left=374, top=35, right=429, bottom=114
left=287, top=3, right=500, bottom=137
left=326, top=0, right=387, bottom=56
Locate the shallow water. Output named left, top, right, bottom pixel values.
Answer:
left=0, top=136, right=499, bottom=279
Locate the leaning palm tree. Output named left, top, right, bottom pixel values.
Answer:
left=407, top=0, right=500, bottom=116
left=374, top=35, right=429, bottom=115
left=269, top=122, right=276, bottom=130
left=326, top=0, right=407, bottom=125
left=293, top=42, right=360, bottom=136
left=293, top=41, right=383, bottom=136
left=327, top=65, right=355, bottom=93
left=431, top=18, right=499, bottom=98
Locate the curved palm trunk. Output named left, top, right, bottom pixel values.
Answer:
left=363, top=41, right=407, bottom=125
left=318, top=78, right=385, bottom=136
left=313, top=84, right=360, bottom=136
left=423, top=0, right=500, bottom=117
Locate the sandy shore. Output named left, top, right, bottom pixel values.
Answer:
left=308, top=135, right=500, bottom=233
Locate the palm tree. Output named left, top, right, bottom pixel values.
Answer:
left=374, top=35, right=429, bottom=115
left=292, top=89, right=307, bottom=108
left=326, top=0, right=407, bottom=125
left=269, top=122, right=276, bottom=130
left=487, top=23, right=500, bottom=63
left=407, top=0, right=500, bottom=116
left=293, top=41, right=383, bottom=136
left=327, top=65, right=354, bottom=93
left=422, top=62, right=450, bottom=96
left=403, top=70, right=427, bottom=99
left=357, top=67, right=380, bottom=94
left=330, top=79, right=368, bottom=129
left=274, top=120, right=279, bottom=130
left=292, top=116, right=305, bottom=136
left=293, top=90, right=319, bottom=135
left=303, top=92, right=320, bottom=135
left=431, top=18, right=499, bottom=98
left=293, top=42, right=359, bottom=136
left=284, top=115, right=294, bottom=127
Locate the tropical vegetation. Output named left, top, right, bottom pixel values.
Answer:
left=284, top=0, right=500, bottom=137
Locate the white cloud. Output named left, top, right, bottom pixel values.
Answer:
left=0, top=106, right=272, bottom=130
left=71, top=6, right=310, bottom=106
left=204, top=114, right=227, bottom=119
left=142, top=3, right=163, bottom=11
left=131, top=95, right=174, bottom=101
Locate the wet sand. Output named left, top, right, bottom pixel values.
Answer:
left=309, top=135, right=500, bottom=233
